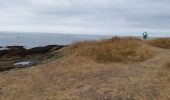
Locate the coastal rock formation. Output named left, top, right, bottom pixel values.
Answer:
left=0, top=50, right=7, bottom=57
left=0, top=45, right=65, bottom=57
left=6, top=46, right=27, bottom=56
left=28, top=45, right=65, bottom=54
left=0, top=45, right=66, bottom=72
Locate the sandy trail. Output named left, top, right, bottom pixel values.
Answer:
left=0, top=46, right=170, bottom=100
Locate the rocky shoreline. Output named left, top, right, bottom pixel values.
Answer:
left=0, top=45, right=66, bottom=72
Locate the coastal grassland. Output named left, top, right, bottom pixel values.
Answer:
left=1, top=37, right=170, bottom=100
left=150, top=38, right=170, bottom=49
left=69, top=38, right=155, bottom=63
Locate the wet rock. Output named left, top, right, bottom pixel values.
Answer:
left=0, top=67, right=14, bottom=72
left=5, top=46, right=27, bottom=56
left=28, top=45, right=65, bottom=54
left=13, top=60, right=39, bottom=67
left=6, top=46, right=25, bottom=49
left=0, top=45, right=66, bottom=72
left=0, top=50, right=8, bottom=57
left=0, top=45, right=65, bottom=57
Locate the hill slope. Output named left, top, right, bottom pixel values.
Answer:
left=0, top=40, right=170, bottom=100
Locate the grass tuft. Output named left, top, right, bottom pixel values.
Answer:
left=70, top=38, right=154, bottom=63
left=165, top=62, right=170, bottom=68
left=150, top=38, right=170, bottom=49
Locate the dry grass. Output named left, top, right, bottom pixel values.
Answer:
left=158, top=62, right=170, bottom=91
left=1, top=51, right=170, bottom=100
left=165, top=62, right=170, bottom=68
left=70, top=38, right=154, bottom=63
left=150, top=38, right=170, bottom=49
left=1, top=37, right=170, bottom=100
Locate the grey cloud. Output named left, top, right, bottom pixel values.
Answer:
left=0, top=0, right=170, bottom=36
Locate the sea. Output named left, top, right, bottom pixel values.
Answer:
left=0, top=32, right=113, bottom=48
left=0, top=32, right=164, bottom=49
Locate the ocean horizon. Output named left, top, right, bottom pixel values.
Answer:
left=0, top=32, right=114, bottom=48
left=0, top=32, right=168, bottom=48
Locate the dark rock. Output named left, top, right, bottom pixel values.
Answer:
left=6, top=46, right=25, bottom=49
left=0, top=45, right=65, bottom=57
left=0, top=47, right=8, bottom=50
left=0, top=67, right=14, bottom=72
left=28, top=45, right=65, bottom=54
left=0, top=45, right=66, bottom=72
left=5, top=46, right=27, bottom=56
left=0, top=50, right=8, bottom=57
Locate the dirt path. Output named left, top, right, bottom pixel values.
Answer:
left=0, top=46, right=170, bottom=100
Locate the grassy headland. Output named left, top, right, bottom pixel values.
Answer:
left=0, top=37, right=170, bottom=100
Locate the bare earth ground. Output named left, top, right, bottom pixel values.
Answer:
left=0, top=46, right=170, bottom=100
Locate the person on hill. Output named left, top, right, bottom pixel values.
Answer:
left=143, top=32, right=148, bottom=39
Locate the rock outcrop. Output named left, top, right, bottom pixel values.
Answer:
left=0, top=45, right=65, bottom=57
left=0, top=45, right=66, bottom=72
left=27, top=45, right=65, bottom=54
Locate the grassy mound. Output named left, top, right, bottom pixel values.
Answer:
left=70, top=38, right=154, bottom=63
left=150, top=38, right=170, bottom=49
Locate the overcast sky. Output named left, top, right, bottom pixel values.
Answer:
left=0, top=0, right=170, bottom=36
